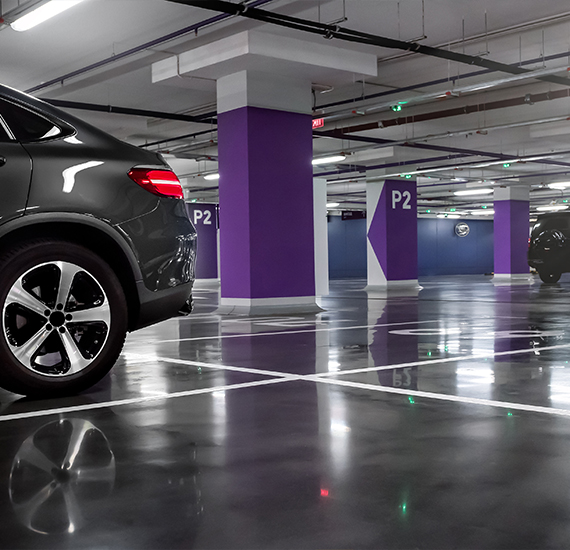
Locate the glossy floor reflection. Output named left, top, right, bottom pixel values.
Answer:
left=5, top=275, right=570, bottom=548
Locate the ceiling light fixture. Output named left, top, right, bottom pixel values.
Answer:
left=327, top=202, right=340, bottom=208
left=536, top=204, right=569, bottom=211
left=548, top=182, right=570, bottom=190
left=204, top=173, right=220, bottom=180
left=10, top=0, right=86, bottom=32
left=312, top=154, right=347, bottom=166
left=454, top=188, right=494, bottom=196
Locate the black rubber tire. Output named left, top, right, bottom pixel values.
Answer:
left=538, top=269, right=561, bottom=284
left=0, top=239, right=128, bottom=397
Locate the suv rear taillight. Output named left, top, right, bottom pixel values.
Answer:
left=128, top=168, right=184, bottom=199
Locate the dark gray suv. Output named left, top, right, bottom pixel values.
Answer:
left=0, top=84, right=196, bottom=396
left=528, top=212, right=570, bottom=283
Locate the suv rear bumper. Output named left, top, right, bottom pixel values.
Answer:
left=134, top=280, right=194, bottom=330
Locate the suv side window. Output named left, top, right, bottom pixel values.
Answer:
left=0, top=99, right=63, bottom=143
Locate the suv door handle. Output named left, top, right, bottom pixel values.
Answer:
left=0, top=157, right=5, bottom=167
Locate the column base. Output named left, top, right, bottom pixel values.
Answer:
left=492, top=273, right=534, bottom=286
left=217, top=296, right=324, bottom=315
left=365, top=280, right=422, bottom=298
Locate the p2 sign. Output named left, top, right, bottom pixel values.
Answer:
left=185, top=203, right=218, bottom=279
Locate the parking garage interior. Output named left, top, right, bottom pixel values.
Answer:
left=4, top=0, right=570, bottom=548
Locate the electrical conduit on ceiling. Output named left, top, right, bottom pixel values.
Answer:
left=24, top=0, right=276, bottom=94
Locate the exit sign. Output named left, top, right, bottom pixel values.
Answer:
left=312, top=118, right=324, bottom=130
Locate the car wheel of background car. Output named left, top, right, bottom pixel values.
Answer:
left=0, top=239, right=128, bottom=396
left=538, top=269, right=562, bottom=284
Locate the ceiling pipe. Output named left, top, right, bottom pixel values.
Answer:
left=175, top=0, right=570, bottom=87
left=24, top=0, right=276, bottom=94
left=357, top=115, right=570, bottom=149
left=323, top=88, right=570, bottom=134
left=318, top=50, right=570, bottom=111
left=320, top=65, right=570, bottom=122
left=46, top=99, right=217, bottom=125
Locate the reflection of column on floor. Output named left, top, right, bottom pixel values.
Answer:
left=368, top=298, right=419, bottom=390
left=220, top=319, right=322, bottom=516
left=492, top=286, right=552, bottom=406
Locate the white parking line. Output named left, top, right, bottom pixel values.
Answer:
left=0, top=377, right=296, bottom=423
left=308, top=376, right=570, bottom=418
left=3, top=330, right=570, bottom=424
left=150, top=319, right=441, bottom=343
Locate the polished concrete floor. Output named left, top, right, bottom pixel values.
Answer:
left=4, top=275, right=570, bottom=548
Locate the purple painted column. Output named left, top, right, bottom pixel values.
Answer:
left=493, top=186, right=531, bottom=281
left=366, top=179, right=419, bottom=287
left=217, top=104, right=318, bottom=313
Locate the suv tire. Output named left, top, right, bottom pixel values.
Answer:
left=538, top=269, right=562, bottom=284
left=0, top=239, right=127, bottom=396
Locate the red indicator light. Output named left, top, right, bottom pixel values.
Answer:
left=312, top=118, right=325, bottom=130
left=128, top=168, right=184, bottom=199
left=320, top=488, right=329, bottom=497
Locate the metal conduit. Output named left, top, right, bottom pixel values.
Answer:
left=24, top=0, right=275, bottom=94
left=174, top=0, right=570, bottom=87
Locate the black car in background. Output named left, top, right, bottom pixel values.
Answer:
left=0, top=84, right=196, bottom=396
left=528, top=212, right=570, bottom=283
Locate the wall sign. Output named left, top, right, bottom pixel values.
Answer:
left=455, top=222, right=470, bottom=237
left=185, top=203, right=218, bottom=279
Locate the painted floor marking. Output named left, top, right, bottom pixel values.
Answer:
left=150, top=319, right=442, bottom=343
left=0, top=377, right=296, bottom=423
left=307, top=375, right=570, bottom=418
left=315, top=342, right=570, bottom=378
left=4, top=329, right=570, bottom=424
left=123, top=353, right=299, bottom=379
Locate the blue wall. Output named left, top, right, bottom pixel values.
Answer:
left=418, top=218, right=494, bottom=276
left=328, top=216, right=368, bottom=279
left=327, top=216, right=494, bottom=279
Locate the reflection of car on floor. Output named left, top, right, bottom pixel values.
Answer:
left=0, top=413, right=203, bottom=545
left=528, top=212, right=570, bottom=283
left=0, top=84, right=197, bottom=396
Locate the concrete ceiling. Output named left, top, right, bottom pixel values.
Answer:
left=2, top=0, right=570, bottom=218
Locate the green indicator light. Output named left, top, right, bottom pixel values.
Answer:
left=426, top=209, right=431, bottom=213
left=450, top=208, right=456, bottom=212
left=391, top=104, right=403, bottom=112
left=444, top=346, right=449, bottom=352
left=507, top=412, right=513, bottom=417
left=427, top=351, right=432, bottom=357
left=503, top=163, right=511, bottom=168
left=482, top=205, right=488, bottom=209
left=404, top=174, right=412, bottom=179
left=564, top=200, right=568, bottom=203
left=191, top=199, right=198, bottom=203
left=401, top=502, right=407, bottom=514
left=408, top=396, right=415, bottom=404
left=398, top=101, right=409, bottom=105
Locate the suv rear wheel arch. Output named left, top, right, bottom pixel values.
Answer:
left=0, top=217, right=141, bottom=331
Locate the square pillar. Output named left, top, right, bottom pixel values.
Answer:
left=493, top=186, right=532, bottom=283
left=366, top=179, right=419, bottom=288
left=217, top=72, right=320, bottom=314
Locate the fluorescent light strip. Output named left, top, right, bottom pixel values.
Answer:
left=204, top=173, right=220, bottom=180
left=312, top=155, right=347, bottom=165
left=11, top=0, right=85, bottom=32
left=454, top=188, right=494, bottom=196
left=536, top=204, right=569, bottom=211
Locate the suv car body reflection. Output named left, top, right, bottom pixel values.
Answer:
left=528, top=212, right=570, bottom=283
left=0, top=84, right=196, bottom=396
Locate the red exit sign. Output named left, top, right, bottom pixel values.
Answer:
left=312, top=118, right=324, bottom=130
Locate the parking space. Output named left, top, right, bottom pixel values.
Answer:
left=2, top=276, right=570, bottom=548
